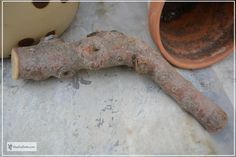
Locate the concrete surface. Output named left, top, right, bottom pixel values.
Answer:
left=1, top=2, right=235, bottom=156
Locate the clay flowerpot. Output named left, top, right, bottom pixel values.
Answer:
left=149, top=2, right=234, bottom=69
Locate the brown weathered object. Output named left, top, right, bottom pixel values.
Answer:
left=149, top=2, right=234, bottom=69
left=11, top=31, right=227, bottom=132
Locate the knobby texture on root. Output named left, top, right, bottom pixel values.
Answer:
left=11, top=31, right=227, bottom=133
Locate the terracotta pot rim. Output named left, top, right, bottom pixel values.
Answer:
left=148, top=1, right=234, bottom=69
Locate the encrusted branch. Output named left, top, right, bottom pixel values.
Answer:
left=11, top=31, right=227, bottom=132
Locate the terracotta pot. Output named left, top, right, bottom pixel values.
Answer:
left=149, top=2, right=234, bottom=69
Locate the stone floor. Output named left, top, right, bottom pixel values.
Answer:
left=1, top=2, right=235, bottom=156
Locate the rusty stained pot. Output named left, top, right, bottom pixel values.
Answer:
left=149, top=2, right=234, bottom=69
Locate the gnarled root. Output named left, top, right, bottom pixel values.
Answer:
left=11, top=31, right=227, bottom=132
